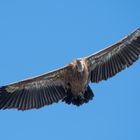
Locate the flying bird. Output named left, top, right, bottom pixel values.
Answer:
left=0, top=28, right=140, bottom=110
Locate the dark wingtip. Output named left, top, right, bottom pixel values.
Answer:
left=0, top=86, right=10, bottom=109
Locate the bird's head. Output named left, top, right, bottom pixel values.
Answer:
left=75, top=59, right=84, bottom=72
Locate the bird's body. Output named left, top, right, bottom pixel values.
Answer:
left=0, top=27, right=140, bottom=110
left=61, top=59, right=94, bottom=106
left=66, top=59, right=89, bottom=95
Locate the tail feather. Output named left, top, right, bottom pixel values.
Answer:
left=84, top=86, right=94, bottom=103
left=62, top=86, right=94, bottom=106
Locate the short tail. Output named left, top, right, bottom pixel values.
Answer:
left=62, top=86, right=94, bottom=106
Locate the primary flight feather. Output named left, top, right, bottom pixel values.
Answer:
left=0, top=28, right=140, bottom=110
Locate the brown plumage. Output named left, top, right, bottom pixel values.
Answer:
left=0, top=27, right=140, bottom=110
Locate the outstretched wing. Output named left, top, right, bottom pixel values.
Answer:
left=85, top=27, right=140, bottom=83
left=0, top=66, right=70, bottom=110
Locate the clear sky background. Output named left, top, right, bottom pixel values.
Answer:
left=0, top=0, right=140, bottom=140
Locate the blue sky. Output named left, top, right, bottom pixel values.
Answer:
left=0, top=0, right=140, bottom=140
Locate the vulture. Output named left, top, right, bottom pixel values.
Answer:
left=0, top=28, right=140, bottom=110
